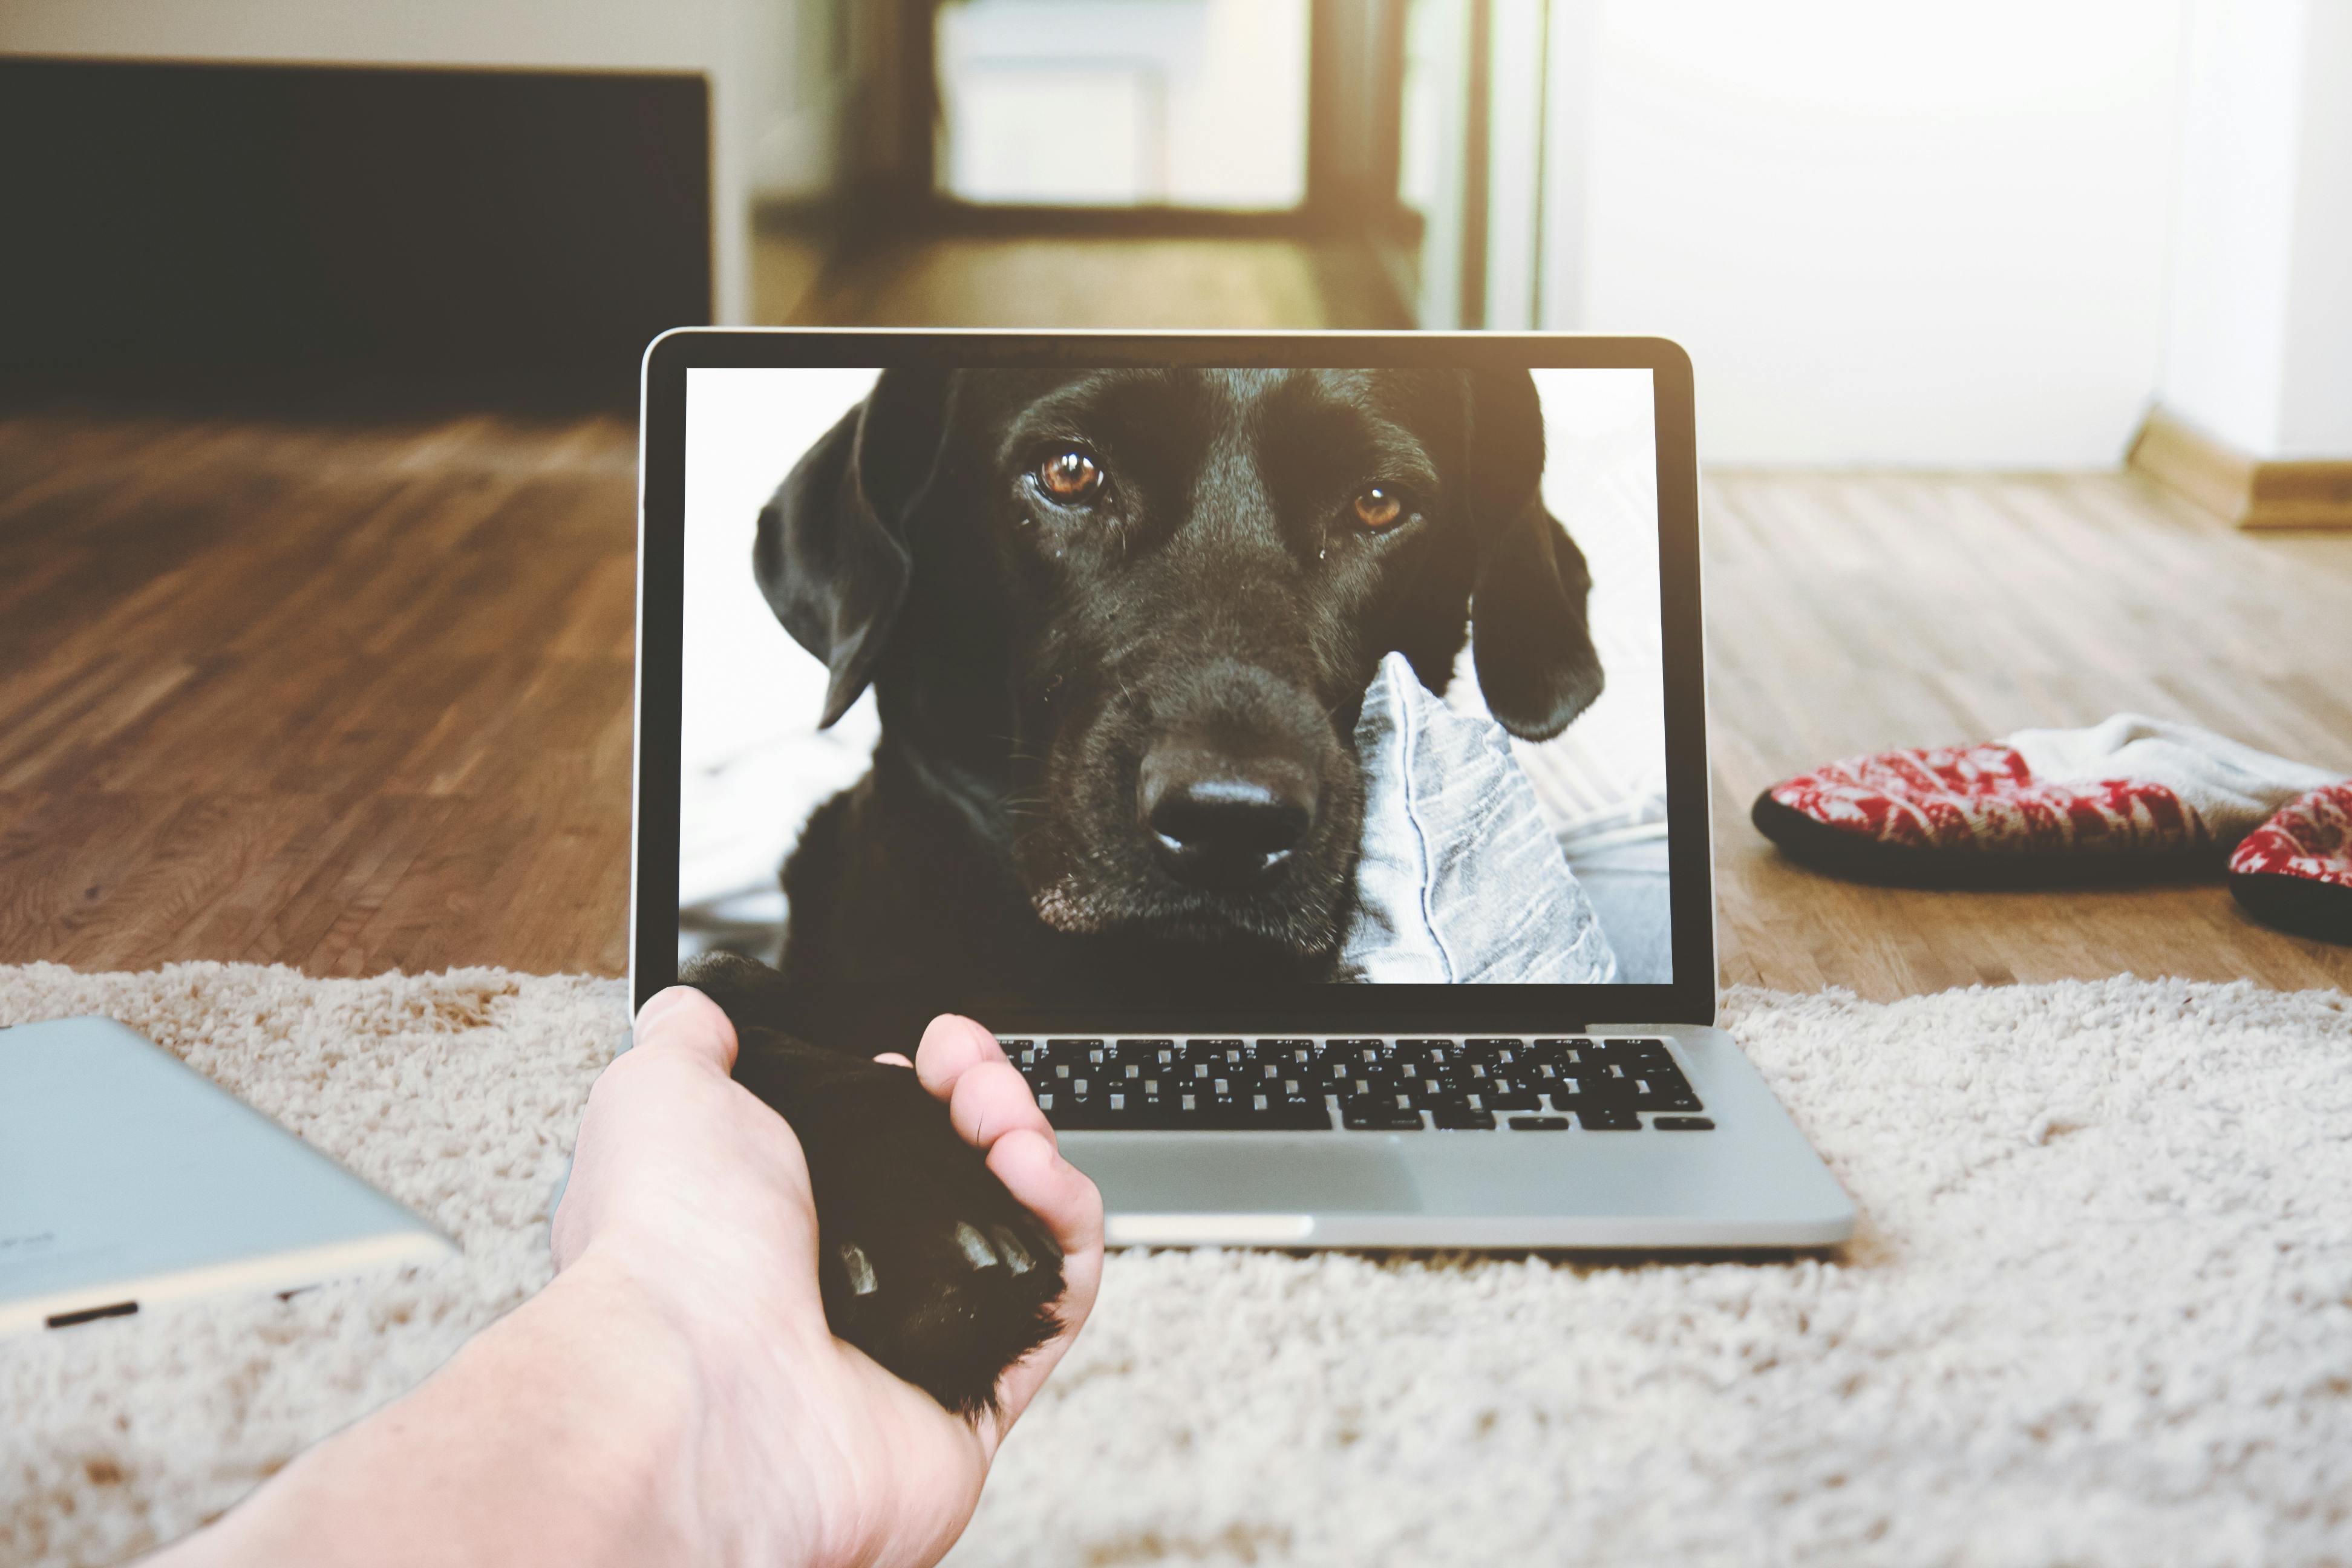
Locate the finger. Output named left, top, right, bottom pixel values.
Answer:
left=947, top=1060, right=1054, bottom=1150
left=913, top=1013, right=1005, bottom=1099
left=632, top=987, right=738, bottom=1074
left=987, top=1128, right=1104, bottom=1267
left=983, top=1129, right=1106, bottom=1426
left=872, top=1051, right=913, bottom=1068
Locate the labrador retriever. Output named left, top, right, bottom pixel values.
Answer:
left=685, top=366, right=1602, bottom=1412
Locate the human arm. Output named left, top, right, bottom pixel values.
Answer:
left=152, top=988, right=1103, bottom=1568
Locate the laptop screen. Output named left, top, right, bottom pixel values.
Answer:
left=664, top=350, right=1689, bottom=1026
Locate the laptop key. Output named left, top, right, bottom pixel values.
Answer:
left=1631, top=1081, right=1704, bottom=1113
left=1429, top=1102, right=1497, bottom=1131
left=1020, top=1057, right=1333, bottom=1130
left=1040, top=1039, right=1105, bottom=1070
left=1575, top=1107, right=1642, bottom=1131
left=1654, top=1116, right=1716, bottom=1131
left=1622, top=1051, right=1705, bottom=1112
left=1553, top=1073, right=1634, bottom=1106
left=1034, top=1093, right=1119, bottom=1131
left=1508, top=1115, right=1570, bottom=1130
left=1341, top=1103, right=1425, bottom=1131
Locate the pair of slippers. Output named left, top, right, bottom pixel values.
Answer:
left=1751, top=714, right=2352, bottom=944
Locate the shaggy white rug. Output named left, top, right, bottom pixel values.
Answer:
left=4, top=964, right=2349, bottom=1568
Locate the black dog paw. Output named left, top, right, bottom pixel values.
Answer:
left=678, top=954, right=1065, bottom=1417
left=789, top=1062, right=1066, bottom=1416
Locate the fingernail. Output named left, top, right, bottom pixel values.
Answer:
left=636, top=988, right=697, bottom=1031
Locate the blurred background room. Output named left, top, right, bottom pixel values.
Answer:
left=2, top=0, right=2347, bottom=996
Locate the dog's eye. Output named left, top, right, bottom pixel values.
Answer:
left=1351, top=486, right=1407, bottom=530
left=1036, top=449, right=1104, bottom=503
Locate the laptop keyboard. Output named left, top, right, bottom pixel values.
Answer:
left=1004, top=1036, right=1711, bottom=1133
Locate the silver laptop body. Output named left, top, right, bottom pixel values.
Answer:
left=634, top=328, right=1855, bottom=1252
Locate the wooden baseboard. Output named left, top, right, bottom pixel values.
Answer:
left=2127, top=405, right=2352, bottom=529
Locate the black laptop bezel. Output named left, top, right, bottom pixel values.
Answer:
left=632, top=329, right=1713, bottom=1033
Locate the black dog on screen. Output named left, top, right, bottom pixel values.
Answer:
left=685, top=367, right=1603, bottom=1413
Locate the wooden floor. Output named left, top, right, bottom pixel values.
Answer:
left=1704, top=469, right=2352, bottom=997
left=4, top=232, right=2348, bottom=996
left=774, top=231, right=1413, bottom=330
left=0, top=408, right=639, bottom=977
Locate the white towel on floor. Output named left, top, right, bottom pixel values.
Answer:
left=2006, top=713, right=2345, bottom=848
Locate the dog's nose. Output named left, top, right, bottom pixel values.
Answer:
left=1138, top=740, right=1319, bottom=889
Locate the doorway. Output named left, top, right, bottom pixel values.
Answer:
left=935, top=0, right=1311, bottom=211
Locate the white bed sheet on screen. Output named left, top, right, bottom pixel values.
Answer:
left=1500, top=368, right=1669, bottom=846
left=679, top=368, right=884, bottom=959
left=676, top=366, right=1671, bottom=970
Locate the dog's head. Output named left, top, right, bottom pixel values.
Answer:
left=756, top=367, right=1602, bottom=964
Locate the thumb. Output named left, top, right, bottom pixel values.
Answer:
left=632, top=987, right=739, bottom=1074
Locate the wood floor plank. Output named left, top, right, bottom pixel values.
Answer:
left=0, top=404, right=638, bottom=977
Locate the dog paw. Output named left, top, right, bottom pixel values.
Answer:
left=681, top=956, right=1065, bottom=1416
left=800, top=1069, right=1067, bottom=1416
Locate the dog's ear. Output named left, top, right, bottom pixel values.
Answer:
left=754, top=368, right=951, bottom=728
left=1464, top=369, right=1605, bottom=741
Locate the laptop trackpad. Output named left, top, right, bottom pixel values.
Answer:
left=1061, top=1136, right=1422, bottom=1216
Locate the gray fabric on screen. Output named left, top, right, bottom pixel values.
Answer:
left=1562, top=834, right=1671, bottom=984
left=1344, top=653, right=1619, bottom=984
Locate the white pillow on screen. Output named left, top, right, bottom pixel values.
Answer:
left=1344, top=652, right=1619, bottom=984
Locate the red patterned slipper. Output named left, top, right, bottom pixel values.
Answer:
left=1753, top=716, right=2344, bottom=889
left=2229, top=784, right=2352, bottom=944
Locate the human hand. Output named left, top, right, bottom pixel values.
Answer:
left=550, top=988, right=1105, bottom=1568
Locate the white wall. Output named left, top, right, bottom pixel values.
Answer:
left=0, top=0, right=828, bottom=324
left=2161, top=0, right=2352, bottom=460
left=741, top=0, right=849, bottom=204
left=2155, top=0, right=2304, bottom=456
left=2277, top=1, right=2352, bottom=457
left=1540, top=0, right=2190, bottom=467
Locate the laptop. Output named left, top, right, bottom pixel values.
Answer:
left=632, top=330, right=1854, bottom=1250
left=0, top=1016, right=452, bottom=1334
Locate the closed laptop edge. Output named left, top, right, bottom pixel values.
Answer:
left=0, top=1016, right=456, bottom=1335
